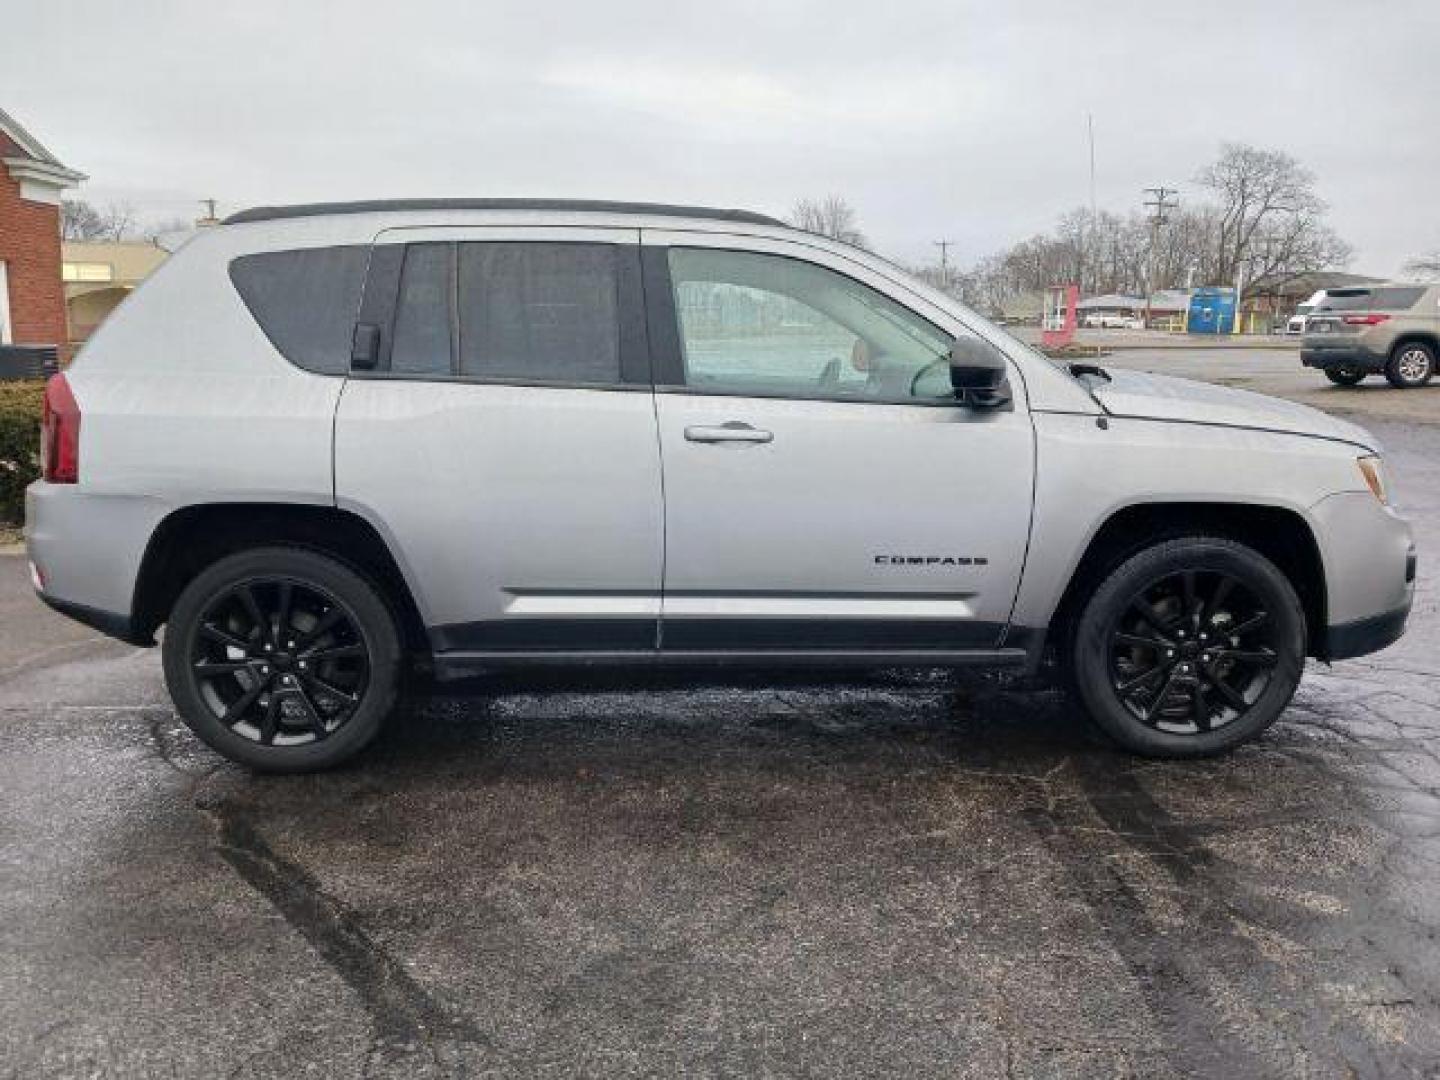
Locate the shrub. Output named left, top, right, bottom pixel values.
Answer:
left=0, top=381, right=45, bottom=525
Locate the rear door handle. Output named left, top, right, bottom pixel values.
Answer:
left=683, top=422, right=774, bottom=444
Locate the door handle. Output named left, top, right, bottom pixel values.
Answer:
left=684, top=422, right=774, bottom=444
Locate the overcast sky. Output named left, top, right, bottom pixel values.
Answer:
left=5, top=0, right=1438, bottom=275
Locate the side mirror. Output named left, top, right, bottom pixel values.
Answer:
left=949, top=337, right=1012, bottom=408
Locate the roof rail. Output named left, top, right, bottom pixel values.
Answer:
left=224, top=198, right=786, bottom=228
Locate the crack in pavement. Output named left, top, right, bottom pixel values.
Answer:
left=202, top=801, right=488, bottom=1057
left=135, top=714, right=488, bottom=1062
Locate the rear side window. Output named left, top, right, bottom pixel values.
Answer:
left=381, top=241, right=624, bottom=385
left=389, top=244, right=452, bottom=376
left=230, top=246, right=369, bottom=374
left=1318, top=287, right=1425, bottom=312
left=457, top=243, right=619, bottom=383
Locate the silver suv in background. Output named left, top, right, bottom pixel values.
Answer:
left=1301, top=284, right=1440, bottom=387
left=26, top=200, right=1416, bottom=771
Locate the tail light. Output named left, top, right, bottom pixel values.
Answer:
left=1342, top=313, right=1391, bottom=326
left=41, top=373, right=81, bottom=484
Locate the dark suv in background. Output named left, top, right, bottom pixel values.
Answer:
left=1301, top=284, right=1440, bottom=388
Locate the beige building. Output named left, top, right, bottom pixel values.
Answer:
left=62, top=240, right=167, bottom=342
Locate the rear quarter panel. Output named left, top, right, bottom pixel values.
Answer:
left=39, top=222, right=370, bottom=613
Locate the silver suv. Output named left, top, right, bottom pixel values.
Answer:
left=1301, top=283, right=1440, bottom=387
left=26, top=200, right=1416, bottom=771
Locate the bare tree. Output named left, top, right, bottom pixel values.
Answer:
left=1403, top=251, right=1440, bottom=280
left=142, top=217, right=194, bottom=242
left=61, top=199, right=138, bottom=242
left=1197, top=143, right=1350, bottom=295
left=788, top=195, right=868, bottom=249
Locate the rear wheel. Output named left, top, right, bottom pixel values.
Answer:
left=1068, top=537, right=1306, bottom=757
left=162, top=547, right=401, bottom=772
left=1324, top=366, right=1365, bottom=387
left=1385, top=342, right=1435, bottom=388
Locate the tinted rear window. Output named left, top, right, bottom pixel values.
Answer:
left=229, top=246, right=369, bottom=374
left=1317, top=287, right=1425, bottom=312
left=389, top=244, right=452, bottom=376
left=457, top=242, right=619, bottom=383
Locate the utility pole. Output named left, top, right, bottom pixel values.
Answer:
left=1253, top=235, right=1284, bottom=333
left=1087, top=114, right=1097, bottom=294
left=1142, top=186, right=1178, bottom=326
left=933, top=240, right=954, bottom=293
left=197, top=198, right=220, bottom=227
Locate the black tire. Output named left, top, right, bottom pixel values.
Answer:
left=1324, top=366, right=1365, bottom=387
left=1068, top=537, right=1306, bottom=758
left=162, top=547, right=401, bottom=772
left=1385, top=341, right=1435, bottom=389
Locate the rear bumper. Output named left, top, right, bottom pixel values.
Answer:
left=1301, top=344, right=1385, bottom=372
left=26, top=481, right=169, bottom=646
left=36, top=590, right=147, bottom=645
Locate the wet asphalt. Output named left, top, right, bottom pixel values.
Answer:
left=2, top=363, right=1438, bottom=1078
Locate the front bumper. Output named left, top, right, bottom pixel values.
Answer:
left=1325, top=599, right=1412, bottom=660
left=1301, top=343, right=1385, bottom=372
left=1309, top=489, right=1415, bottom=660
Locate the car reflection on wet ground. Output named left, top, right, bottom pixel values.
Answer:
left=1, top=413, right=1436, bottom=1077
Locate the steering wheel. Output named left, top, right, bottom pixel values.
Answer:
left=817, top=357, right=841, bottom=392
left=909, top=358, right=951, bottom=399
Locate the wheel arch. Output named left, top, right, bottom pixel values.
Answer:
left=1041, top=501, right=1328, bottom=661
left=131, top=502, right=428, bottom=655
left=1388, top=332, right=1439, bottom=360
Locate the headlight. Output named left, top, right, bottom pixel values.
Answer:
left=1357, top=454, right=1388, bottom=504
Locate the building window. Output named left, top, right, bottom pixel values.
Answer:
left=62, top=262, right=114, bottom=283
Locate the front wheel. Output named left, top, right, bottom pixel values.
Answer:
left=1068, top=537, right=1306, bottom=757
left=162, top=547, right=402, bottom=772
left=1385, top=342, right=1435, bottom=389
left=1324, top=366, right=1365, bottom=387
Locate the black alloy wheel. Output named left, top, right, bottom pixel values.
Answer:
left=189, top=577, right=370, bottom=746
left=1108, top=569, right=1278, bottom=735
left=163, top=548, right=401, bottom=771
left=1069, top=537, right=1306, bottom=757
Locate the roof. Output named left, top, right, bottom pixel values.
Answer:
left=0, top=105, right=85, bottom=187
left=1078, top=290, right=1191, bottom=312
left=1251, top=270, right=1385, bottom=297
left=1077, top=293, right=1145, bottom=310
left=224, top=198, right=786, bottom=228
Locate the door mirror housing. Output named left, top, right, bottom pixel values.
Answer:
left=948, top=337, right=1012, bottom=408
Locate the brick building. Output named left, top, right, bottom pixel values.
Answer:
left=0, top=107, right=85, bottom=353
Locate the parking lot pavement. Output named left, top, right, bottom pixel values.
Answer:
left=2, top=427, right=1438, bottom=1078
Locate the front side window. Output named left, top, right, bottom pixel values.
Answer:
left=667, top=248, right=956, bottom=402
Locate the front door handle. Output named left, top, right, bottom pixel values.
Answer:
left=684, top=422, right=774, bottom=445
